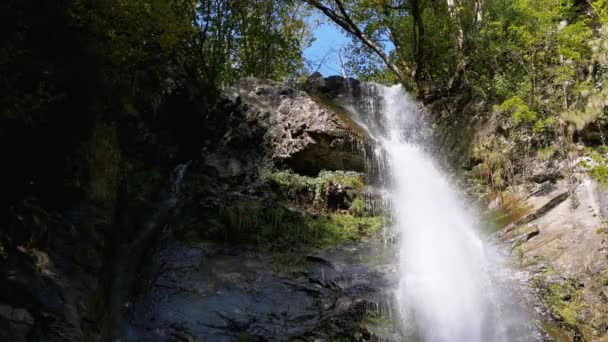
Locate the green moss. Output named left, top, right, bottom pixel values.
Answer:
left=545, top=282, right=584, bottom=327
left=363, top=310, right=393, bottom=327
left=88, top=123, right=121, bottom=204
left=128, top=166, right=161, bottom=205
left=540, top=321, right=575, bottom=342
left=600, top=270, right=608, bottom=286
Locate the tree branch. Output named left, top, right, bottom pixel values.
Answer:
left=303, top=0, right=407, bottom=82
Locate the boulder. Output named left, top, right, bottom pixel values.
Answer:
left=221, top=78, right=366, bottom=175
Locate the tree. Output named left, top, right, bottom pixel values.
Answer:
left=303, top=0, right=408, bottom=82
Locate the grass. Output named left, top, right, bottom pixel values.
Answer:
left=537, top=145, right=556, bottom=161
left=177, top=199, right=384, bottom=250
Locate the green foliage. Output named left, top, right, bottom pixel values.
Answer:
left=267, top=169, right=365, bottom=210
left=494, top=96, right=537, bottom=124
left=195, top=0, right=312, bottom=85
left=580, top=146, right=608, bottom=187
left=350, top=195, right=367, bottom=217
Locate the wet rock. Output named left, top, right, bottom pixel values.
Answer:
left=203, top=153, right=245, bottom=179
left=0, top=304, right=12, bottom=320
left=305, top=255, right=337, bottom=270
left=11, top=308, right=34, bottom=325
left=303, top=73, right=363, bottom=100
left=499, top=176, right=608, bottom=338
left=128, top=238, right=397, bottom=341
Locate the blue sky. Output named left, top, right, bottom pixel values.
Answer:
left=303, top=21, right=350, bottom=77
left=303, top=16, right=394, bottom=78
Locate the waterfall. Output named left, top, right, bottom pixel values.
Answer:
left=346, top=84, right=537, bottom=341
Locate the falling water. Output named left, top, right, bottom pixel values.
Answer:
left=345, top=84, right=537, bottom=341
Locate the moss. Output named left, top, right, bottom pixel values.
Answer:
left=190, top=288, right=203, bottom=297
left=596, top=226, right=608, bottom=235
left=513, top=243, right=526, bottom=266
left=600, top=270, right=608, bottom=286
left=540, top=321, right=575, bottom=342
left=130, top=167, right=161, bottom=203
left=88, top=123, right=121, bottom=204
left=363, top=310, right=393, bottom=327
left=544, top=282, right=585, bottom=327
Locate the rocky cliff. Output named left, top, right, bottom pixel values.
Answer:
left=0, top=76, right=397, bottom=341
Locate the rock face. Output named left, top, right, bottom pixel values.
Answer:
left=117, top=77, right=398, bottom=341
left=0, top=75, right=390, bottom=342
left=127, top=239, right=397, bottom=341
left=221, top=77, right=365, bottom=175
left=499, top=174, right=608, bottom=339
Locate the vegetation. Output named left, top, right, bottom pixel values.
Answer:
left=545, top=282, right=585, bottom=327
left=266, top=169, right=366, bottom=210
left=306, top=0, right=608, bottom=197
left=178, top=199, right=384, bottom=250
left=580, top=146, right=608, bottom=187
left=1, top=0, right=314, bottom=250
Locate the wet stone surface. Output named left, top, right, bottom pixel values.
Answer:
left=127, top=237, right=399, bottom=341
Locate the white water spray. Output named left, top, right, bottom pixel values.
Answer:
left=347, top=84, right=536, bottom=341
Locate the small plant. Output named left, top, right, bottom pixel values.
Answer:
left=350, top=195, right=367, bottom=217
left=537, top=145, right=556, bottom=161
left=580, top=146, right=608, bottom=188
left=494, top=96, right=537, bottom=124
